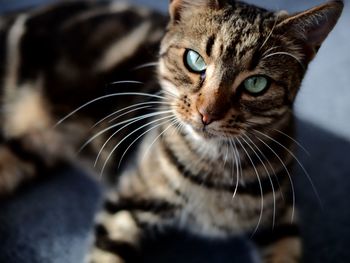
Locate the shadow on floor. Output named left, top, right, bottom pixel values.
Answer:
left=295, top=119, right=350, bottom=263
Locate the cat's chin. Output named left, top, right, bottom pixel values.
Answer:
left=193, top=128, right=217, bottom=140
left=184, top=123, right=239, bottom=141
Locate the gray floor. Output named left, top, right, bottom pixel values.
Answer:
left=0, top=1, right=349, bottom=263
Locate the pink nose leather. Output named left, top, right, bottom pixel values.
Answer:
left=200, top=113, right=213, bottom=125
left=198, top=106, right=218, bottom=126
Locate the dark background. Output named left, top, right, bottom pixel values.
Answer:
left=0, top=0, right=349, bottom=262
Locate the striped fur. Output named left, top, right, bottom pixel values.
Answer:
left=89, top=1, right=343, bottom=263
left=0, top=1, right=343, bottom=263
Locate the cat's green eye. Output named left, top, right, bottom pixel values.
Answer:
left=184, top=49, right=207, bottom=73
left=244, top=76, right=269, bottom=94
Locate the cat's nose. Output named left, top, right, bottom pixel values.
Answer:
left=198, top=107, right=217, bottom=126
left=201, top=113, right=213, bottom=125
left=196, top=91, right=230, bottom=125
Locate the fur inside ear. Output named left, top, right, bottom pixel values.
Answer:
left=277, top=1, right=343, bottom=53
left=169, top=0, right=227, bottom=23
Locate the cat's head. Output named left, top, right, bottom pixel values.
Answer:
left=158, top=0, right=343, bottom=140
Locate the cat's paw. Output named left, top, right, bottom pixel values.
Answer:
left=261, top=237, right=301, bottom=263
left=261, top=251, right=300, bottom=263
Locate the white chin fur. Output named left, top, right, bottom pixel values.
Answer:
left=183, top=124, right=223, bottom=158
left=184, top=124, right=203, bottom=142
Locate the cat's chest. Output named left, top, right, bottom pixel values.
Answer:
left=136, top=131, right=277, bottom=236
left=179, top=185, right=272, bottom=237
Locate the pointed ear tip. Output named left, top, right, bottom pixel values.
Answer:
left=328, top=0, right=344, bottom=12
left=311, top=0, right=344, bottom=22
left=331, top=0, right=344, bottom=7
left=325, top=0, right=344, bottom=22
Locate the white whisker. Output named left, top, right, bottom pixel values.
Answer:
left=107, top=105, right=155, bottom=124
left=261, top=46, right=281, bottom=58
left=253, top=129, right=321, bottom=207
left=93, top=103, right=157, bottom=128
left=133, top=62, right=159, bottom=71
left=223, top=143, right=229, bottom=169
left=55, top=92, right=168, bottom=126
left=236, top=137, right=264, bottom=237
left=229, top=139, right=240, bottom=200
left=272, top=128, right=310, bottom=156
left=244, top=133, right=283, bottom=200
left=252, top=134, right=296, bottom=224
left=142, top=119, right=177, bottom=161
left=94, top=110, right=173, bottom=166
left=119, top=117, right=177, bottom=168
left=241, top=134, right=276, bottom=229
left=100, top=114, right=175, bottom=177
left=80, top=111, right=172, bottom=154
left=93, top=101, right=173, bottom=128
left=159, top=89, right=179, bottom=99
left=262, top=52, right=304, bottom=69
left=109, top=80, right=143, bottom=85
left=259, top=16, right=279, bottom=51
left=245, top=120, right=310, bottom=156
left=234, top=138, right=244, bottom=187
left=103, top=105, right=152, bottom=125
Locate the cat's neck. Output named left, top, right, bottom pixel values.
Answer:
left=152, top=114, right=295, bottom=186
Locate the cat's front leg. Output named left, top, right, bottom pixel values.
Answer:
left=260, top=236, right=301, bottom=263
left=88, top=192, right=179, bottom=263
left=253, top=206, right=302, bottom=263
left=88, top=210, right=141, bottom=263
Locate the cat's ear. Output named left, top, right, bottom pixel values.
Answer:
left=169, top=0, right=184, bottom=22
left=276, top=1, right=343, bottom=58
left=169, top=0, right=226, bottom=23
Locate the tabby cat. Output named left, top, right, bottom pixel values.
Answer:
left=0, top=0, right=343, bottom=263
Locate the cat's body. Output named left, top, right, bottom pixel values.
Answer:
left=0, top=1, right=167, bottom=193
left=0, top=1, right=343, bottom=263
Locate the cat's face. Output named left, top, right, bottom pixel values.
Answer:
left=158, top=0, right=343, bottom=140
